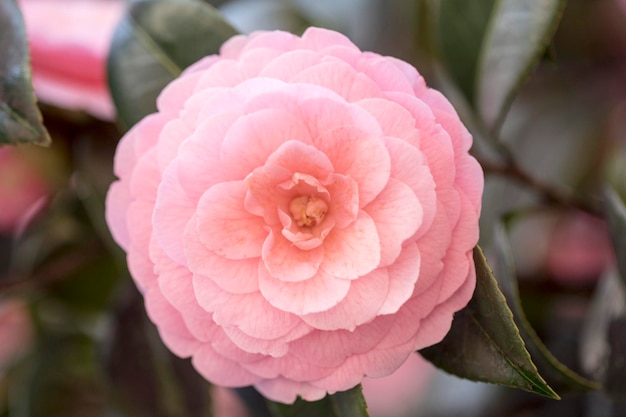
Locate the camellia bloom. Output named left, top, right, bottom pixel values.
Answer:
left=18, top=0, right=124, bottom=120
left=106, top=27, right=483, bottom=403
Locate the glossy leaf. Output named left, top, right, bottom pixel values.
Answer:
left=491, top=223, right=599, bottom=392
left=604, top=187, right=626, bottom=289
left=476, top=0, right=567, bottom=131
left=107, top=0, right=238, bottom=130
left=437, top=0, right=497, bottom=103
left=266, top=386, right=369, bottom=417
left=420, top=246, right=559, bottom=399
left=0, top=0, right=50, bottom=145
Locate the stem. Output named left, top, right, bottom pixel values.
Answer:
left=480, top=155, right=602, bottom=217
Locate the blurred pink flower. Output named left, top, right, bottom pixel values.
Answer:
left=547, top=211, right=613, bottom=284
left=106, top=27, right=483, bottom=403
left=0, top=299, right=33, bottom=372
left=18, top=0, right=124, bottom=120
left=0, top=146, right=50, bottom=233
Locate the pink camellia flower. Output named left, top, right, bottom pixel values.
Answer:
left=106, top=27, right=483, bottom=403
left=18, top=0, right=124, bottom=120
left=0, top=146, right=50, bottom=233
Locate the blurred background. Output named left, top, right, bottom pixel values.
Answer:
left=1, top=0, right=626, bottom=416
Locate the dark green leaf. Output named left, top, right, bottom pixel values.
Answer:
left=437, top=0, right=497, bottom=103
left=0, top=0, right=50, bottom=145
left=476, top=0, right=567, bottom=132
left=604, top=187, right=626, bottom=289
left=420, top=246, right=559, bottom=399
left=491, top=223, right=599, bottom=392
left=266, top=385, right=369, bottom=417
left=107, top=0, right=238, bottom=130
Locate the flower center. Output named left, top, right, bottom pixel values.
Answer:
left=289, top=196, right=328, bottom=227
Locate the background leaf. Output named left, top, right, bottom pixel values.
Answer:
left=420, top=246, right=559, bottom=399
left=437, top=0, right=497, bottom=103
left=491, top=223, right=599, bottom=392
left=107, top=0, right=238, bottom=130
left=476, top=0, right=567, bottom=131
left=0, top=0, right=50, bottom=145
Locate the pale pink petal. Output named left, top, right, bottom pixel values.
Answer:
left=153, top=161, right=195, bottom=265
left=384, top=137, right=437, bottom=238
left=241, top=353, right=335, bottom=381
left=320, top=211, right=381, bottom=280
left=192, top=344, right=262, bottom=387
left=222, top=320, right=312, bottom=357
left=195, top=181, right=267, bottom=259
left=156, top=119, right=192, bottom=173
left=364, top=178, right=422, bottom=266
left=354, top=53, right=415, bottom=95
left=292, top=61, right=384, bottom=102
left=302, top=268, right=389, bottom=331
left=176, top=111, right=241, bottom=201
left=312, top=126, right=390, bottom=207
left=105, top=181, right=131, bottom=250
left=157, top=67, right=213, bottom=115
left=300, top=26, right=358, bottom=51
left=220, top=109, right=311, bottom=179
left=259, top=49, right=323, bottom=80
left=258, top=266, right=350, bottom=315
left=355, top=98, right=418, bottom=141
left=185, top=221, right=260, bottom=294
left=378, top=243, right=421, bottom=315
left=261, top=228, right=324, bottom=282
left=255, top=377, right=327, bottom=404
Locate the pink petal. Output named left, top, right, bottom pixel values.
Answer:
left=259, top=49, right=322, bottom=80
left=355, top=98, right=418, bottom=141
left=242, top=353, right=335, bottom=381
left=220, top=109, right=311, bottom=179
left=261, top=228, right=324, bottom=282
left=384, top=137, right=437, bottom=239
left=195, top=181, right=267, bottom=259
left=300, top=26, right=358, bottom=51
left=258, top=266, right=350, bottom=315
left=192, top=344, right=262, bottom=387
left=176, top=111, right=241, bottom=201
left=364, top=178, right=422, bottom=267
left=193, top=274, right=301, bottom=340
left=324, top=173, right=359, bottom=229
left=320, top=211, right=381, bottom=280
left=153, top=161, right=195, bottom=265
left=292, top=60, right=384, bottom=102
left=156, top=119, right=192, bottom=173
left=185, top=221, right=260, bottom=294
left=157, top=67, right=210, bottom=115
left=105, top=181, right=131, bottom=250
left=289, top=316, right=394, bottom=367
left=312, top=125, right=390, bottom=207
left=378, top=242, right=421, bottom=315
left=222, top=320, right=312, bottom=357
left=302, top=268, right=389, bottom=331
left=255, top=377, right=327, bottom=404
left=354, top=53, right=415, bottom=95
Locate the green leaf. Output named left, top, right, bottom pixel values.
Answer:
left=437, top=0, right=497, bottom=103
left=491, top=223, right=600, bottom=392
left=604, top=187, right=626, bottom=289
left=266, top=385, right=369, bottom=417
left=420, top=246, right=559, bottom=399
left=476, top=0, right=567, bottom=132
left=0, top=0, right=50, bottom=145
left=107, top=0, right=238, bottom=130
